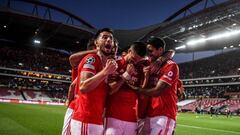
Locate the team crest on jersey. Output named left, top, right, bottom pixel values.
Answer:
left=86, top=56, right=95, bottom=64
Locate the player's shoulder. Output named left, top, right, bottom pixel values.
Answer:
left=165, top=60, right=178, bottom=66
left=116, top=55, right=126, bottom=65
left=83, top=53, right=100, bottom=64
left=166, top=59, right=176, bottom=65
left=162, top=60, right=178, bottom=70
left=84, top=53, right=99, bottom=59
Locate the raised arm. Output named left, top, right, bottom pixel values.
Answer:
left=79, top=59, right=118, bottom=93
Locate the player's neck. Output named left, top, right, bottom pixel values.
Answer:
left=97, top=51, right=108, bottom=67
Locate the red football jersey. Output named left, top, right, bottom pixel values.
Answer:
left=72, top=53, right=108, bottom=124
left=147, top=60, right=179, bottom=120
left=136, top=59, right=151, bottom=119
left=106, top=56, right=144, bottom=122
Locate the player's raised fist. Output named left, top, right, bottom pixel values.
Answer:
left=104, top=59, right=118, bottom=74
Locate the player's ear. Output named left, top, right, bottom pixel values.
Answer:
left=159, top=48, right=164, bottom=54
left=128, top=48, right=131, bottom=54
left=94, top=40, right=99, bottom=48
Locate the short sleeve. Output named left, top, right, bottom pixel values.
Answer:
left=79, top=55, right=99, bottom=75
left=159, top=63, right=178, bottom=86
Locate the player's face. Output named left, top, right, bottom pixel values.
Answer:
left=110, top=44, right=118, bottom=58
left=95, top=31, right=114, bottom=56
left=147, top=44, right=162, bottom=61
left=128, top=48, right=143, bottom=65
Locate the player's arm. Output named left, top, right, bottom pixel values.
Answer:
left=130, top=64, right=178, bottom=97
left=177, top=83, right=186, bottom=100
left=69, top=49, right=97, bottom=68
left=108, top=78, right=125, bottom=95
left=141, top=66, right=150, bottom=88
left=79, top=59, right=117, bottom=93
left=67, top=78, right=77, bottom=102
left=130, top=80, right=170, bottom=97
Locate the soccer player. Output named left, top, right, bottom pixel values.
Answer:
left=70, top=28, right=118, bottom=135
left=105, top=42, right=147, bottom=135
left=130, top=37, right=179, bottom=135
left=61, top=39, right=96, bottom=135
left=177, top=79, right=185, bottom=101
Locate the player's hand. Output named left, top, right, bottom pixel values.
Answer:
left=126, top=64, right=137, bottom=76
left=65, top=100, right=69, bottom=107
left=143, top=66, right=150, bottom=76
left=104, top=59, right=118, bottom=75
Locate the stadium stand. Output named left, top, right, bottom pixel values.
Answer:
left=0, top=87, right=24, bottom=100
left=0, top=45, right=71, bottom=75
left=179, top=49, right=240, bottom=79
left=23, top=90, right=52, bottom=102
left=181, top=98, right=240, bottom=113
left=0, top=73, right=68, bottom=102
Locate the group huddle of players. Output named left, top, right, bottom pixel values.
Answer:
left=61, top=28, right=184, bottom=135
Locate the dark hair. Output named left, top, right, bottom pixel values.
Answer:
left=131, top=41, right=147, bottom=57
left=146, top=36, right=165, bottom=50
left=94, top=28, right=114, bottom=39
left=87, top=38, right=96, bottom=50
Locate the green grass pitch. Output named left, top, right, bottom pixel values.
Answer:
left=0, top=103, right=240, bottom=135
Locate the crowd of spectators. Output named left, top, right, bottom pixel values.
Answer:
left=1, top=45, right=240, bottom=79
left=1, top=45, right=240, bottom=101
left=185, top=86, right=225, bottom=98
left=183, top=77, right=240, bottom=85
left=0, top=45, right=71, bottom=75
left=185, top=85, right=240, bottom=99
left=179, top=49, right=240, bottom=79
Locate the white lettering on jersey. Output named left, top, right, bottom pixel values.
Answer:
left=163, top=75, right=172, bottom=81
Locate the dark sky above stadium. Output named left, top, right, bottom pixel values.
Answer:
left=42, top=0, right=195, bottom=29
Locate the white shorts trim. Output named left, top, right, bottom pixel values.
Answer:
left=62, top=108, right=73, bottom=135
left=149, top=116, right=176, bottom=135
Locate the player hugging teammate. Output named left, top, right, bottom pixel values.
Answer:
left=61, top=28, right=182, bottom=135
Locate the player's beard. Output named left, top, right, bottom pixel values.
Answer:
left=149, top=55, right=158, bottom=62
left=100, top=45, right=112, bottom=56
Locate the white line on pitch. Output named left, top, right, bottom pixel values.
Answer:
left=178, top=124, right=240, bottom=134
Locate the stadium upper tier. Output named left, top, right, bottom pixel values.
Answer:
left=0, top=45, right=71, bottom=75
left=179, top=49, right=240, bottom=79
left=0, top=45, right=240, bottom=78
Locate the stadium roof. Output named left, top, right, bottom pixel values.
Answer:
left=0, top=0, right=95, bottom=52
left=139, top=0, right=240, bottom=53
